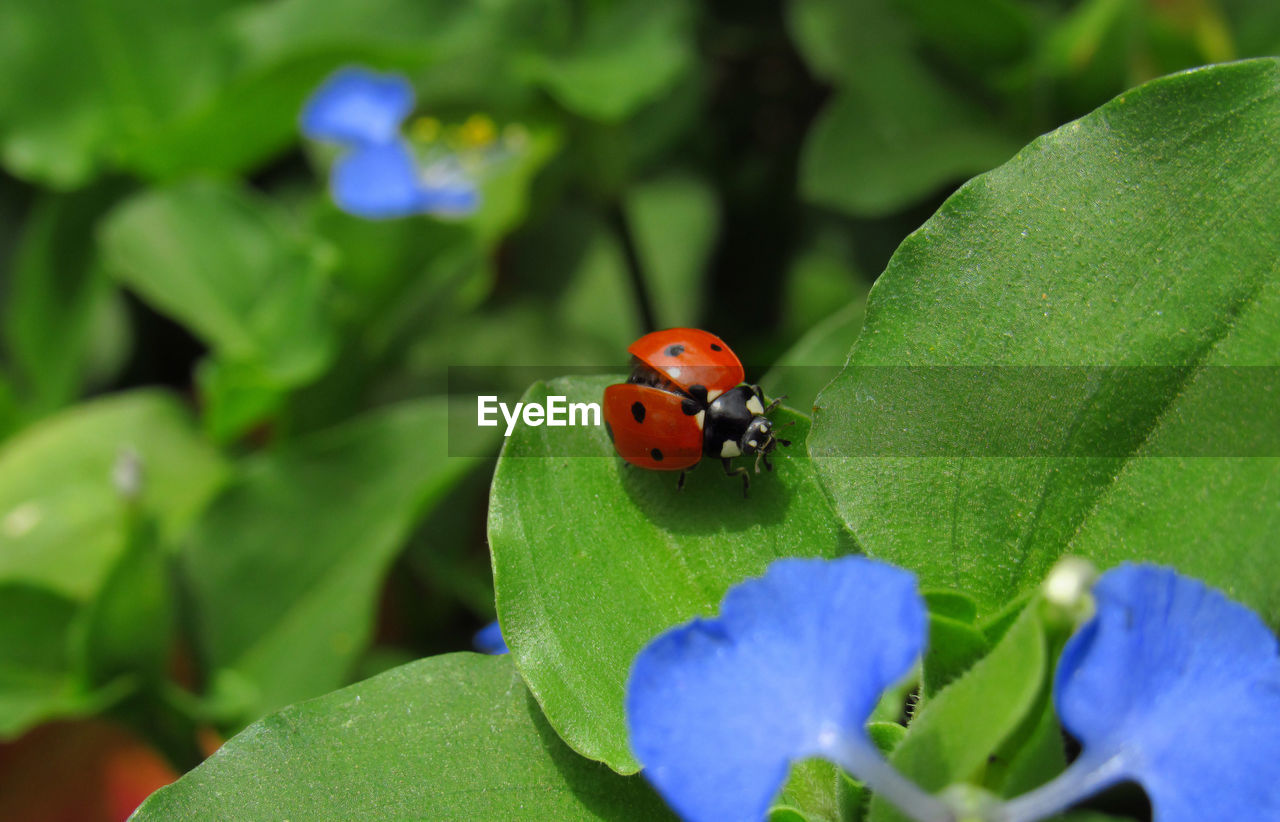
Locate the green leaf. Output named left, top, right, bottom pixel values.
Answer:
left=775, top=758, right=861, bottom=822
left=990, top=694, right=1066, bottom=799
left=100, top=180, right=336, bottom=389
left=556, top=214, right=645, bottom=351
left=0, top=377, right=17, bottom=442
left=0, top=391, right=226, bottom=601
left=892, top=0, right=1033, bottom=68
left=522, top=0, right=693, bottom=122
left=764, top=303, right=865, bottom=414
left=869, top=602, right=1047, bottom=822
left=131, top=654, right=676, bottom=821
left=470, top=125, right=563, bottom=246
left=80, top=514, right=171, bottom=687
left=922, top=589, right=979, bottom=624
left=780, top=246, right=866, bottom=342
left=790, top=0, right=1021, bottom=216
left=0, top=0, right=239, bottom=187
left=2, top=187, right=124, bottom=415
left=625, top=173, right=720, bottom=329
left=922, top=614, right=989, bottom=698
left=809, top=59, right=1280, bottom=623
left=0, top=584, right=90, bottom=738
left=183, top=400, right=480, bottom=721
left=488, top=375, right=854, bottom=773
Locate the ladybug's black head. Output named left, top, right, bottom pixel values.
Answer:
left=740, top=417, right=779, bottom=456
left=742, top=414, right=793, bottom=475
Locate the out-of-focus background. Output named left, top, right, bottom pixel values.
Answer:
left=0, top=0, right=1276, bottom=818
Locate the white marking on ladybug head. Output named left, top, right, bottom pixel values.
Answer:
left=746, top=395, right=765, bottom=415
left=694, top=410, right=706, bottom=429
left=748, top=440, right=758, bottom=449
left=707, top=389, right=723, bottom=401
left=720, top=440, right=741, bottom=458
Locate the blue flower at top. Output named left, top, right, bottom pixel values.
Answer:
left=474, top=620, right=509, bottom=655
left=1001, top=564, right=1280, bottom=822
left=626, top=556, right=948, bottom=822
left=299, top=66, right=481, bottom=220
left=331, top=141, right=479, bottom=220
left=300, top=67, right=414, bottom=147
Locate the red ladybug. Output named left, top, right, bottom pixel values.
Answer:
left=603, top=328, right=790, bottom=495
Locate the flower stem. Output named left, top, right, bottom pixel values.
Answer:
left=992, top=751, right=1129, bottom=822
left=830, top=741, right=955, bottom=822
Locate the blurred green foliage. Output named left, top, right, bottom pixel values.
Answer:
left=0, top=0, right=1277, bottom=818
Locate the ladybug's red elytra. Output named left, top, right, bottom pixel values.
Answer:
left=602, top=328, right=791, bottom=495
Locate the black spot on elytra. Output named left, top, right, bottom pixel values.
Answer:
left=665, top=344, right=685, bottom=357
left=631, top=401, right=646, bottom=423
left=604, top=421, right=614, bottom=442
left=650, top=448, right=664, bottom=462
left=681, top=397, right=700, bottom=416
left=710, top=343, right=723, bottom=351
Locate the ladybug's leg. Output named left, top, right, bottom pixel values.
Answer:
left=758, top=452, right=773, bottom=472
left=676, top=461, right=699, bottom=491
left=722, top=458, right=750, bottom=497
left=751, top=385, right=787, bottom=415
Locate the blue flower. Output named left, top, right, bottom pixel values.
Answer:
left=299, top=66, right=481, bottom=220
left=1000, top=564, right=1280, bottom=822
left=626, top=556, right=949, bottom=822
left=331, top=141, right=479, bottom=220
left=300, top=67, right=414, bottom=147
left=474, top=620, right=509, bottom=655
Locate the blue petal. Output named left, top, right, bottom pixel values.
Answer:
left=474, top=620, right=508, bottom=655
left=300, top=66, right=414, bottom=147
left=626, top=557, right=928, bottom=822
left=1054, top=564, right=1280, bottom=821
left=330, top=141, right=477, bottom=220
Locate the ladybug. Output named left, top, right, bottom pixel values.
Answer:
left=603, top=328, right=791, bottom=495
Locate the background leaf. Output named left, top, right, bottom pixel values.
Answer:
left=488, top=375, right=853, bottom=773
left=2, top=186, right=128, bottom=417
left=0, top=391, right=225, bottom=600
left=789, top=0, right=1022, bottom=216
left=0, top=0, right=240, bottom=187
left=522, top=0, right=693, bottom=122
left=809, top=59, right=1280, bottom=623
left=131, top=654, right=676, bottom=821
left=625, top=173, right=720, bottom=329
left=0, top=584, right=94, bottom=737
left=101, top=180, right=336, bottom=390
left=183, top=399, right=482, bottom=722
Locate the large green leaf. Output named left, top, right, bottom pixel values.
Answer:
left=0, top=391, right=226, bottom=600
left=489, top=375, right=853, bottom=773
left=131, top=654, right=675, bottom=821
left=809, top=59, right=1280, bottom=623
left=183, top=399, right=480, bottom=721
